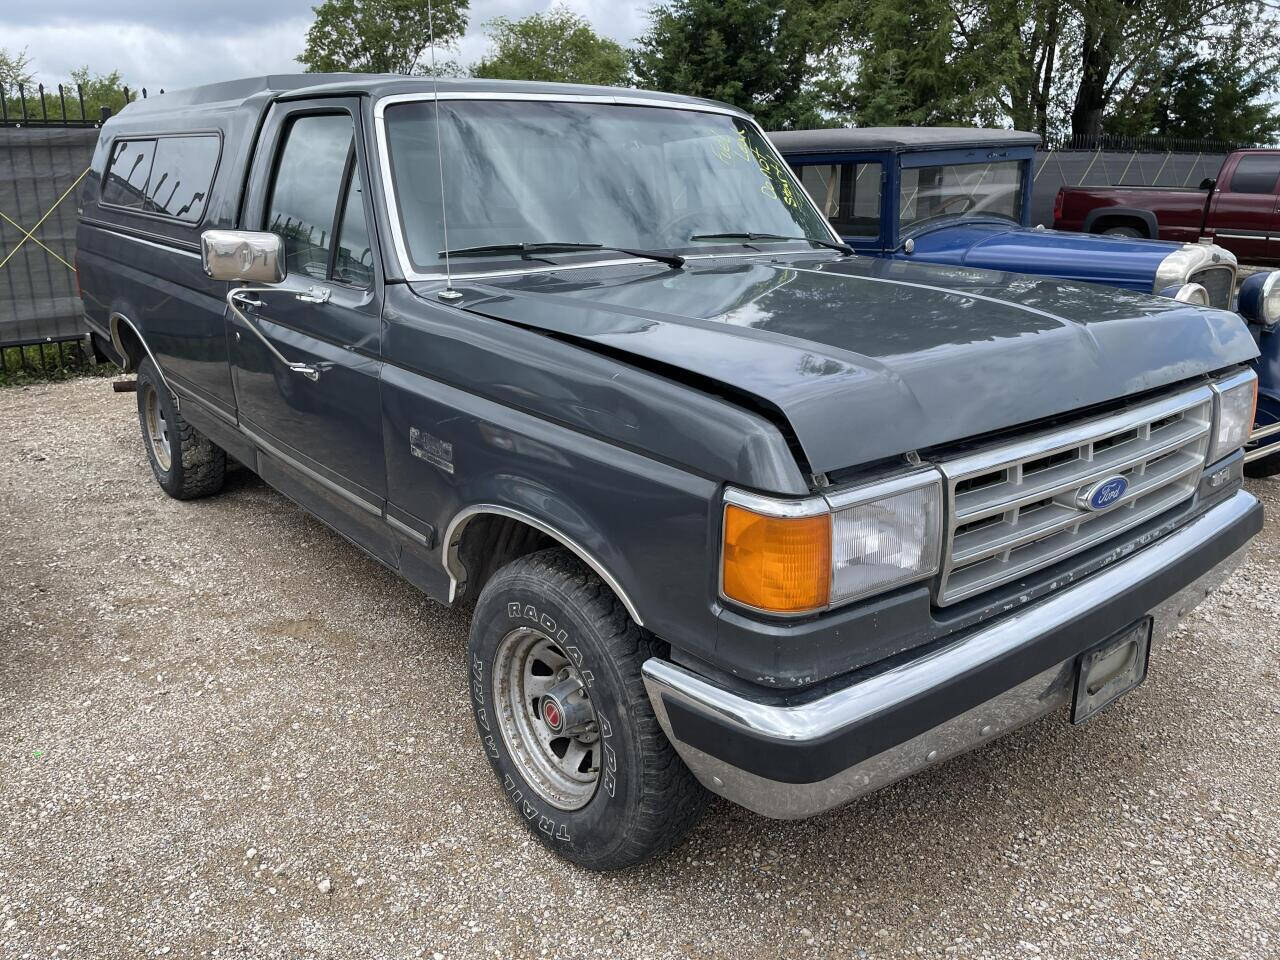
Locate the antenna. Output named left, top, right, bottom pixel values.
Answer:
left=427, top=0, right=462, bottom=302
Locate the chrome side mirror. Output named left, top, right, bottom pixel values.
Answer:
left=201, top=230, right=285, bottom=284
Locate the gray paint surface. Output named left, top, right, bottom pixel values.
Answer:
left=465, top=254, right=1258, bottom=475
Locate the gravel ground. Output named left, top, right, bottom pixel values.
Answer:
left=2, top=376, right=1278, bottom=960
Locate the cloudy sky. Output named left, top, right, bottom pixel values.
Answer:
left=2, top=0, right=651, bottom=92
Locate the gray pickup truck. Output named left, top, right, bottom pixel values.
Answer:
left=77, top=75, right=1263, bottom=871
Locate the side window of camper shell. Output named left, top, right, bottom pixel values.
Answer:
left=101, top=135, right=221, bottom=224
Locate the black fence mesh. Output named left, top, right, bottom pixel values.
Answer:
left=0, top=127, right=98, bottom=349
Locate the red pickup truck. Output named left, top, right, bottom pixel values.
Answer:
left=1054, top=148, right=1280, bottom=265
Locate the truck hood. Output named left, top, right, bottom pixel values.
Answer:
left=907, top=221, right=1184, bottom=293
left=454, top=254, right=1257, bottom=475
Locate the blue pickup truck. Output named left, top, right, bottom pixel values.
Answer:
left=771, top=127, right=1280, bottom=476
left=75, top=79, right=1264, bottom=869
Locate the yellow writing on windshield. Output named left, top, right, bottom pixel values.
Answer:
left=712, top=131, right=800, bottom=208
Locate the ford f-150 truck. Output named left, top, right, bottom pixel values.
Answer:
left=77, top=75, right=1263, bottom=871
left=1054, top=148, right=1280, bottom=265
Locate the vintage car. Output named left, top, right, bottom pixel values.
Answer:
left=771, top=127, right=1280, bottom=475
left=78, top=77, right=1262, bottom=870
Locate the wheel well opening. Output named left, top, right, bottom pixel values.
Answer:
left=112, top=317, right=146, bottom=372
left=453, top=514, right=556, bottom=604
left=1092, top=215, right=1149, bottom=236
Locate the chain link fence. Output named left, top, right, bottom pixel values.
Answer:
left=1028, top=147, right=1229, bottom=228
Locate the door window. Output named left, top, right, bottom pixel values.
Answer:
left=333, top=171, right=373, bottom=288
left=1228, top=154, right=1280, bottom=194
left=793, top=163, right=882, bottom=238
left=265, top=114, right=355, bottom=280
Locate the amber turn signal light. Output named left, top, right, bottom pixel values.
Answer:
left=722, top=504, right=831, bottom=614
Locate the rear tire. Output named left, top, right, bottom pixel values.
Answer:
left=467, top=548, right=706, bottom=871
left=136, top=357, right=226, bottom=500
left=1102, top=225, right=1143, bottom=238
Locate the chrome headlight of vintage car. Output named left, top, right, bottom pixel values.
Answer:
left=1238, top=271, right=1280, bottom=331
left=720, top=472, right=943, bottom=615
left=1158, top=282, right=1210, bottom=306
left=1208, top=370, right=1258, bottom=464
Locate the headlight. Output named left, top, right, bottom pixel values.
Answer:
left=1158, top=282, right=1209, bottom=306
left=1208, top=370, right=1258, bottom=463
left=721, top=472, right=943, bottom=615
left=1238, top=271, right=1280, bottom=331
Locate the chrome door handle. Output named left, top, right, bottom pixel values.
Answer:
left=296, top=285, right=331, bottom=304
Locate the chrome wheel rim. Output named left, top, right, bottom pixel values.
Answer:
left=492, top=627, right=601, bottom=811
left=143, top=384, right=172, bottom=472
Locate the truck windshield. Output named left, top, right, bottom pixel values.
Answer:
left=382, top=99, right=831, bottom=273
left=898, top=160, right=1025, bottom=233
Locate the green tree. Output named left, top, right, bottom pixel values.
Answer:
left=0, top=46, right=34, bottom=96
left=68, top=66, right=135, bottom=120
left=471, top=5, right=629, bottom=85
left=850, top=0, right=1018, bottom=128
left=1104, top=25, right=1280, bottom=143
left=840, top=0, right=1280, bottom=144
left=632, top=0, right=861, bottom=130
left=298, top=0, right=469, bottom=75
left=1064, top=0, right=1273, bottom=139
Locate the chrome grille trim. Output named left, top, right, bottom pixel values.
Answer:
left=935, top=386, right=1213, bottom=605
left=1190, top=264, right=1236, bottom=310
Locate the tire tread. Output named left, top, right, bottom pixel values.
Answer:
left=478, top=548, right=707, bottom=869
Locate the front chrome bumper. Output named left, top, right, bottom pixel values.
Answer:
left=643, top=489, right=1260, bottom=820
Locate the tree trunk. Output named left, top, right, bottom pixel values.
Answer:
left=1070, top=16, right=1112, bottom=139
left=1035, top=7, right=1060, bottom=138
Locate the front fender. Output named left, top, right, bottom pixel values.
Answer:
left=1255, top=327, right=1280, bottom=404
left=379, top=358, right=726, bottom=666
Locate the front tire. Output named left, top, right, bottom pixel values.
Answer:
left=136, top=358, right=226, bottom=500
left=467, top=548, right=706, bottom=870
left=1102, top=225, right=1143, bottom=238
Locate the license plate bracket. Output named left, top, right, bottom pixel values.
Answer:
left=1071, top=618, right=1153, bottom=725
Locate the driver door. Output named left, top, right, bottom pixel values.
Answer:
left=230, top=99, right=395, bottom=565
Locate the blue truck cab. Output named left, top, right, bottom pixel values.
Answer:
left=771, top=127, right=1280, bottom=475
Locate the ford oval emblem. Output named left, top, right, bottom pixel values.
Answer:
left=1079, top=475, right=1129, bottom=512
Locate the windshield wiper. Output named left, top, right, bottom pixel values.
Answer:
left=689, top=232, right=854, bottom=255
left=438, top=241, right=684, bottom=269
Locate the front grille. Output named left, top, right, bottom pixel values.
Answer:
left=1190, top=265, right=1235, bottom=309
left=935, top=386, right=1213, bottom=605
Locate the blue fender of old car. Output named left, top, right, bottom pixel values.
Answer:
left=770, top=126, right=1280, bottom=463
